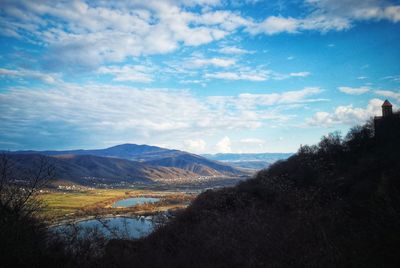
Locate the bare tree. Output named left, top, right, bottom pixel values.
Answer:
left=0, top=154, right=57, bottom=267
left=0, top=153, right=54, bottom=219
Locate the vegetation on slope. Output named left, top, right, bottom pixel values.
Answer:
left=103, top=118, right=400, bottom=267
left=5, top=144, right=247, bottom=181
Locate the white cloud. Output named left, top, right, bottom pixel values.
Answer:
left=374, top=90, right=400, bottom=102
left=0, top=1, right=249, bottom=70
left=216, top=136, right=231, bottom=153
left=308, top=0, right=400, bottom=22
left=217, top=46, right=254, bottom=55
left=338, top=86, right=370, bottom=95
left=208, top=87, right=324, bottom=111
left=189, top=57, right=236, bottom=68
left=239, top=138, right=265, bottom=145
left=0, top=84, right=323, bottom=149
left=184, top=139, right=207, bottom=152
left=98, top=65, right=154, bottom=83
left=0, top=68, right=59, bottom=84
left=204, top=69, right=312, bottom=81
left=1, top=0, right=398, bottom=76
left=289, top=71, right=311, bottom=77
left=249, top=16, right=299, bottom=35
left=240, top=138, right=264, bottom=143
left=205, top=71, right=268, bottom=81
left=248, top=0, right=400, bottom=35
left=196, top=10, right=250, bottom=31
left=248, top=15, right=350, bottom=35
left=307, top=98, right=383, bottom=127
left=382, top=75, right=400, bottom=82
left=179, top=79, right=204, bottom=84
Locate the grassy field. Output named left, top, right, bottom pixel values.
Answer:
left=38, top=189, right=196, bottom=223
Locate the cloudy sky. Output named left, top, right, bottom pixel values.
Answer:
left=0, top=0, right=399, bottom=153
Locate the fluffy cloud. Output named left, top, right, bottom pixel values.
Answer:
left=0, top=84, right=324, bottom=149
left=307, top=0, right=400, bottom=22
left=187, top=57, right=236, bottom=68
left=2, top=0, right=399, bottom=74
left=248, top=15, right=350, bottom=35
left=204, top=69, right=311, bottom=81
left=216, top=136, right=232, bottom=153
left=240, top=138, right=265, bottom=144
left=374, top=90, right=400, bottom=102
left=217, top=46, right=254, bottom=54
left=382, top=75, right=400, bottom=82
left=249, top=16, right=299, bottom=35
left=249, top=0, right=400, bottom=35
left=184, top=139, right=207, bottom=152
left=0, top=68, right=59, bottom=84
left=289, top=72, right=311, bottom=77
left=0, top=1, right=246, bottom=70
left=307, top=98, right=383, bottom=127
left=338, top=86, right=370, bottom=95
left=209, top=87, right=323, bottom=109
left=205, top=71, right=268, bottom=81
left=98, top=65, right=154, bottom=83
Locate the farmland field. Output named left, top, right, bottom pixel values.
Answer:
left=38, top=188, right=196, bottom=224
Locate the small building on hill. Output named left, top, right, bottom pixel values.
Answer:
left=374, top=99, right=400, bottom=140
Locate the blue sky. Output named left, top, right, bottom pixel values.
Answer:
left=0, top=0, right=399, bottom=153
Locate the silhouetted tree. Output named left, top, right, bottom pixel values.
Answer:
left=0, top=154, right=56, bottom=267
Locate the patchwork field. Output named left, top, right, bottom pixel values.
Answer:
left=38, top=189, right=196, bottom=224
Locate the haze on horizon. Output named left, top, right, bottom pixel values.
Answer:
left=0, top=0, right=399, bottom=154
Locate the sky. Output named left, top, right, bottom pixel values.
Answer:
left=0, top=0, right=400, bottom=154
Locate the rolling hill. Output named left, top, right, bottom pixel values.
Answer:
left=6, top=144, right=177, bottom=161
left=3, top=144, right=248, bottom=185
left=144, top=153, right=244, bottom=176
left=6, top=153, right=198, bottom=185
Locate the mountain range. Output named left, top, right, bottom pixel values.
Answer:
left=202, top=153, right=293, bottom=170
left=3, top=144, right=247, bottom=186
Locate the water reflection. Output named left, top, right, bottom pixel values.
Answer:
left=112, top=197, right=160, bottom=208
left=55, top=216, right=154, bottom=239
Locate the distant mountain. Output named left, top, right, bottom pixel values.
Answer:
left=221, top=160, right=271, bottom=170
left=3, top=144, right=247, bottom=184
left=202, top=153, right=293, bottom=170
left=6, top=154, right=198, bottom=185
left=144, top=153, right=244, bottom=177
left=7, top=144, right=179, bottom=162
left=202, top=153, right=293, bottom=161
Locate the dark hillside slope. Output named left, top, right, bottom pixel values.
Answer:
left=145, top=153, right=244, bottom=176
left=103, top=119, right=400, bottom=268
left=6, top=154, right=197, bottom=185
left=5, top=144, right=246, bottom=177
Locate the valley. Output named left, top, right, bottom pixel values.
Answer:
left=39, top=187, right=197, bottom=225
left=4, top=144, right=277, bottom=229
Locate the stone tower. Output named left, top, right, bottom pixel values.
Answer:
left=374, top=99, right=400, bottom=140
left=382, top=99, right=393, bottom=117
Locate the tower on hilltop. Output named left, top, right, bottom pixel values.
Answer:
left=374, top=99, right=400, bottom=140
left=382, top=99, right=393, bottom=117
